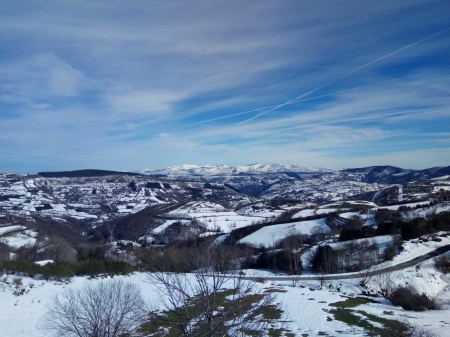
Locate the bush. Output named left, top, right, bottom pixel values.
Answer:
left=248, top=249, right=303, bottom=275
left=401, top=218, right=429, bottom=240
left=400, top=212, right=450, bottom=240
left=383, top=243, right=397, bottom=261
left=376, top=221, right=400, bottom=236
left=389, top=286, right=441, bottom=311
left=338, top=226, right=375, bottom=242
left=274, top=250, right=303, bottom=275
left=75, top=259, right=134, bottom=276
left=42, top=262, right=75, bottom=280
left=379, top=319, right=437, bottom=337
left=104, top=260, right=134, bottom=276
left=146, top=182, right=162, bottom=189
left=77, top=246, right=106, bottom=260
left=434, top=255, right=450, bottom=274
left=128, top=181, right=137, bottom=191
left=1, top=260, right=42, bottom=277
left=1, top=259, right=133, bottom=279
left=13, top=277, right=23, bottom=288
left=75, top=259, right=106, bottom=276
left=310, top=245, right=338, bottom=273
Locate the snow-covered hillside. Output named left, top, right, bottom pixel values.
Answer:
left=2, top=244, right=450, bottom=337
left=142, top=163, right=334, bottom=177
left=0, top=165, right=449, bottom=251
left=0, top=172, right=246, bottom=223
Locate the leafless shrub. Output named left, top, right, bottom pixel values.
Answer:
left=434, top=255, right=450, bottom=274
left=39, top=279, right=147, bottom=337
left=379, top=318, right=437, bottom=337
left=144, top=245, right=281, bottom=337
left=372, top=268, right=397, bottom=299
left=359, top=262, right=379, bottom=288
left=12, top=277, right=22, bottom=288
left=389, top=285, right=441, bottom=311
left=383, top=243, right=397, bottom=261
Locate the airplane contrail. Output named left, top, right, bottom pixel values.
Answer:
left=167, top=105, right=280, bottom=131
left=254, top=96, right=450, bottom=137
left=236, top=75, right=417, bottom=125
left=171, top=75, right=415, bottom=131
left=236, top=26, right=450, bottom=125
left=285, top=75, right=418, bottom=105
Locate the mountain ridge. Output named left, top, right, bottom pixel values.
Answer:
left=142, top=163, right=335, bottom=177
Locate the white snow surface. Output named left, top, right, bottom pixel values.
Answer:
left=168, top=201, right=266, bottom=233
left=145, top=163, right=334, bottom=177
left=377, top=201, right=431, bottom=211
left=0, top=225, right=26, bottom=235
left=292, top=208, right=316, bottom=218
left=152, top=219, right=191, bottom=234
left=327, top=235, right=395, bottom=251
left=2, top=233, right=36, bottom=248
left=2, top=256, right=450, bottom=337
left=239, top=219, right=330, bottom=247
left=35, top=260, right=54, bottom=266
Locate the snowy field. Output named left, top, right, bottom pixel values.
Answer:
left=1, top=233, right=37, bottom=248
left=239, top=218, right=331, bottom=247
left=2, top=253, right=450, bottom=337
left=168, top=201, right=267, bottom=233
left=0, top=225, right=39, bottom=248
left=0, top=225, right=26, bottom=236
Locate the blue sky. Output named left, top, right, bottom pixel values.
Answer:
left=1, top=1, right=449, bottom=173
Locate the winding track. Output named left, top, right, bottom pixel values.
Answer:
left=240, top=244, right=450, bottom=282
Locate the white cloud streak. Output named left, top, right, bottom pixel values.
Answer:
left=236, top=27, right=450, bottom=125
left=0, top=1, right=449, bottom=172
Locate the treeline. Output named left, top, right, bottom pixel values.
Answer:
left=38, top=169, right=141, bottom=178
left=309, top=239, right=397, bottom=274
left=338, top=211, right=450, bottom=242
left=223, top=212, right=329, bottom=245
left=92, top=203, right=181, bottom=242
left=242, top=248, right=303, bottom=275
left=136, top=236, right=245, bottom=273
left=401, top=212, right=450, bottom=240
left=1, top=259, right=133, bottom=280
left=0, top=215, right=135, bottom=279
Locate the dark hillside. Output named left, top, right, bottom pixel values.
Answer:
left=340, top=165, right=450, bottom=184
left=38, top=169, right=142, bottom=178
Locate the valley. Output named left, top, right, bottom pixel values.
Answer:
left=1, top=163, right=450, bottom=336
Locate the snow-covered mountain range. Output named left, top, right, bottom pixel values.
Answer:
left=142, top=163, right=334, bottom=177
left=0, top=165, right=448, bottom=226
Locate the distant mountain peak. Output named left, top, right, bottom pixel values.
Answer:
left=141, top=163, right=334, bottom=177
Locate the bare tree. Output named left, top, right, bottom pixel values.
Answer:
left=143, top=246, right=281, bottom=337
left=46, top=235, right=78, bottom=263
left=359, top=260, right=383, bottom=288
left=39, top=279, right=147, bottom=337
left=0, top=238, right=11, bottom=262
left=311, top=225, right=324, bottom=241
left=282, top=229, right=305, bottom=278
left=317, top=271, right=327, bottom=290
left=348, top=214, right=364, bottom=230
left=372, top=266, right=397, bottom=299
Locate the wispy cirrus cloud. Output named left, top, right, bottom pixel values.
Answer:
left=0, top=1, right=449, bottom=172
left=0, top=53, right=85, bottom=104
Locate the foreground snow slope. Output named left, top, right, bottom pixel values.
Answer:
left=1, top=249, right=450, bottom=337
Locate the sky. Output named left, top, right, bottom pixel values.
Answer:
left=0, top=0, right=449, bottom=173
